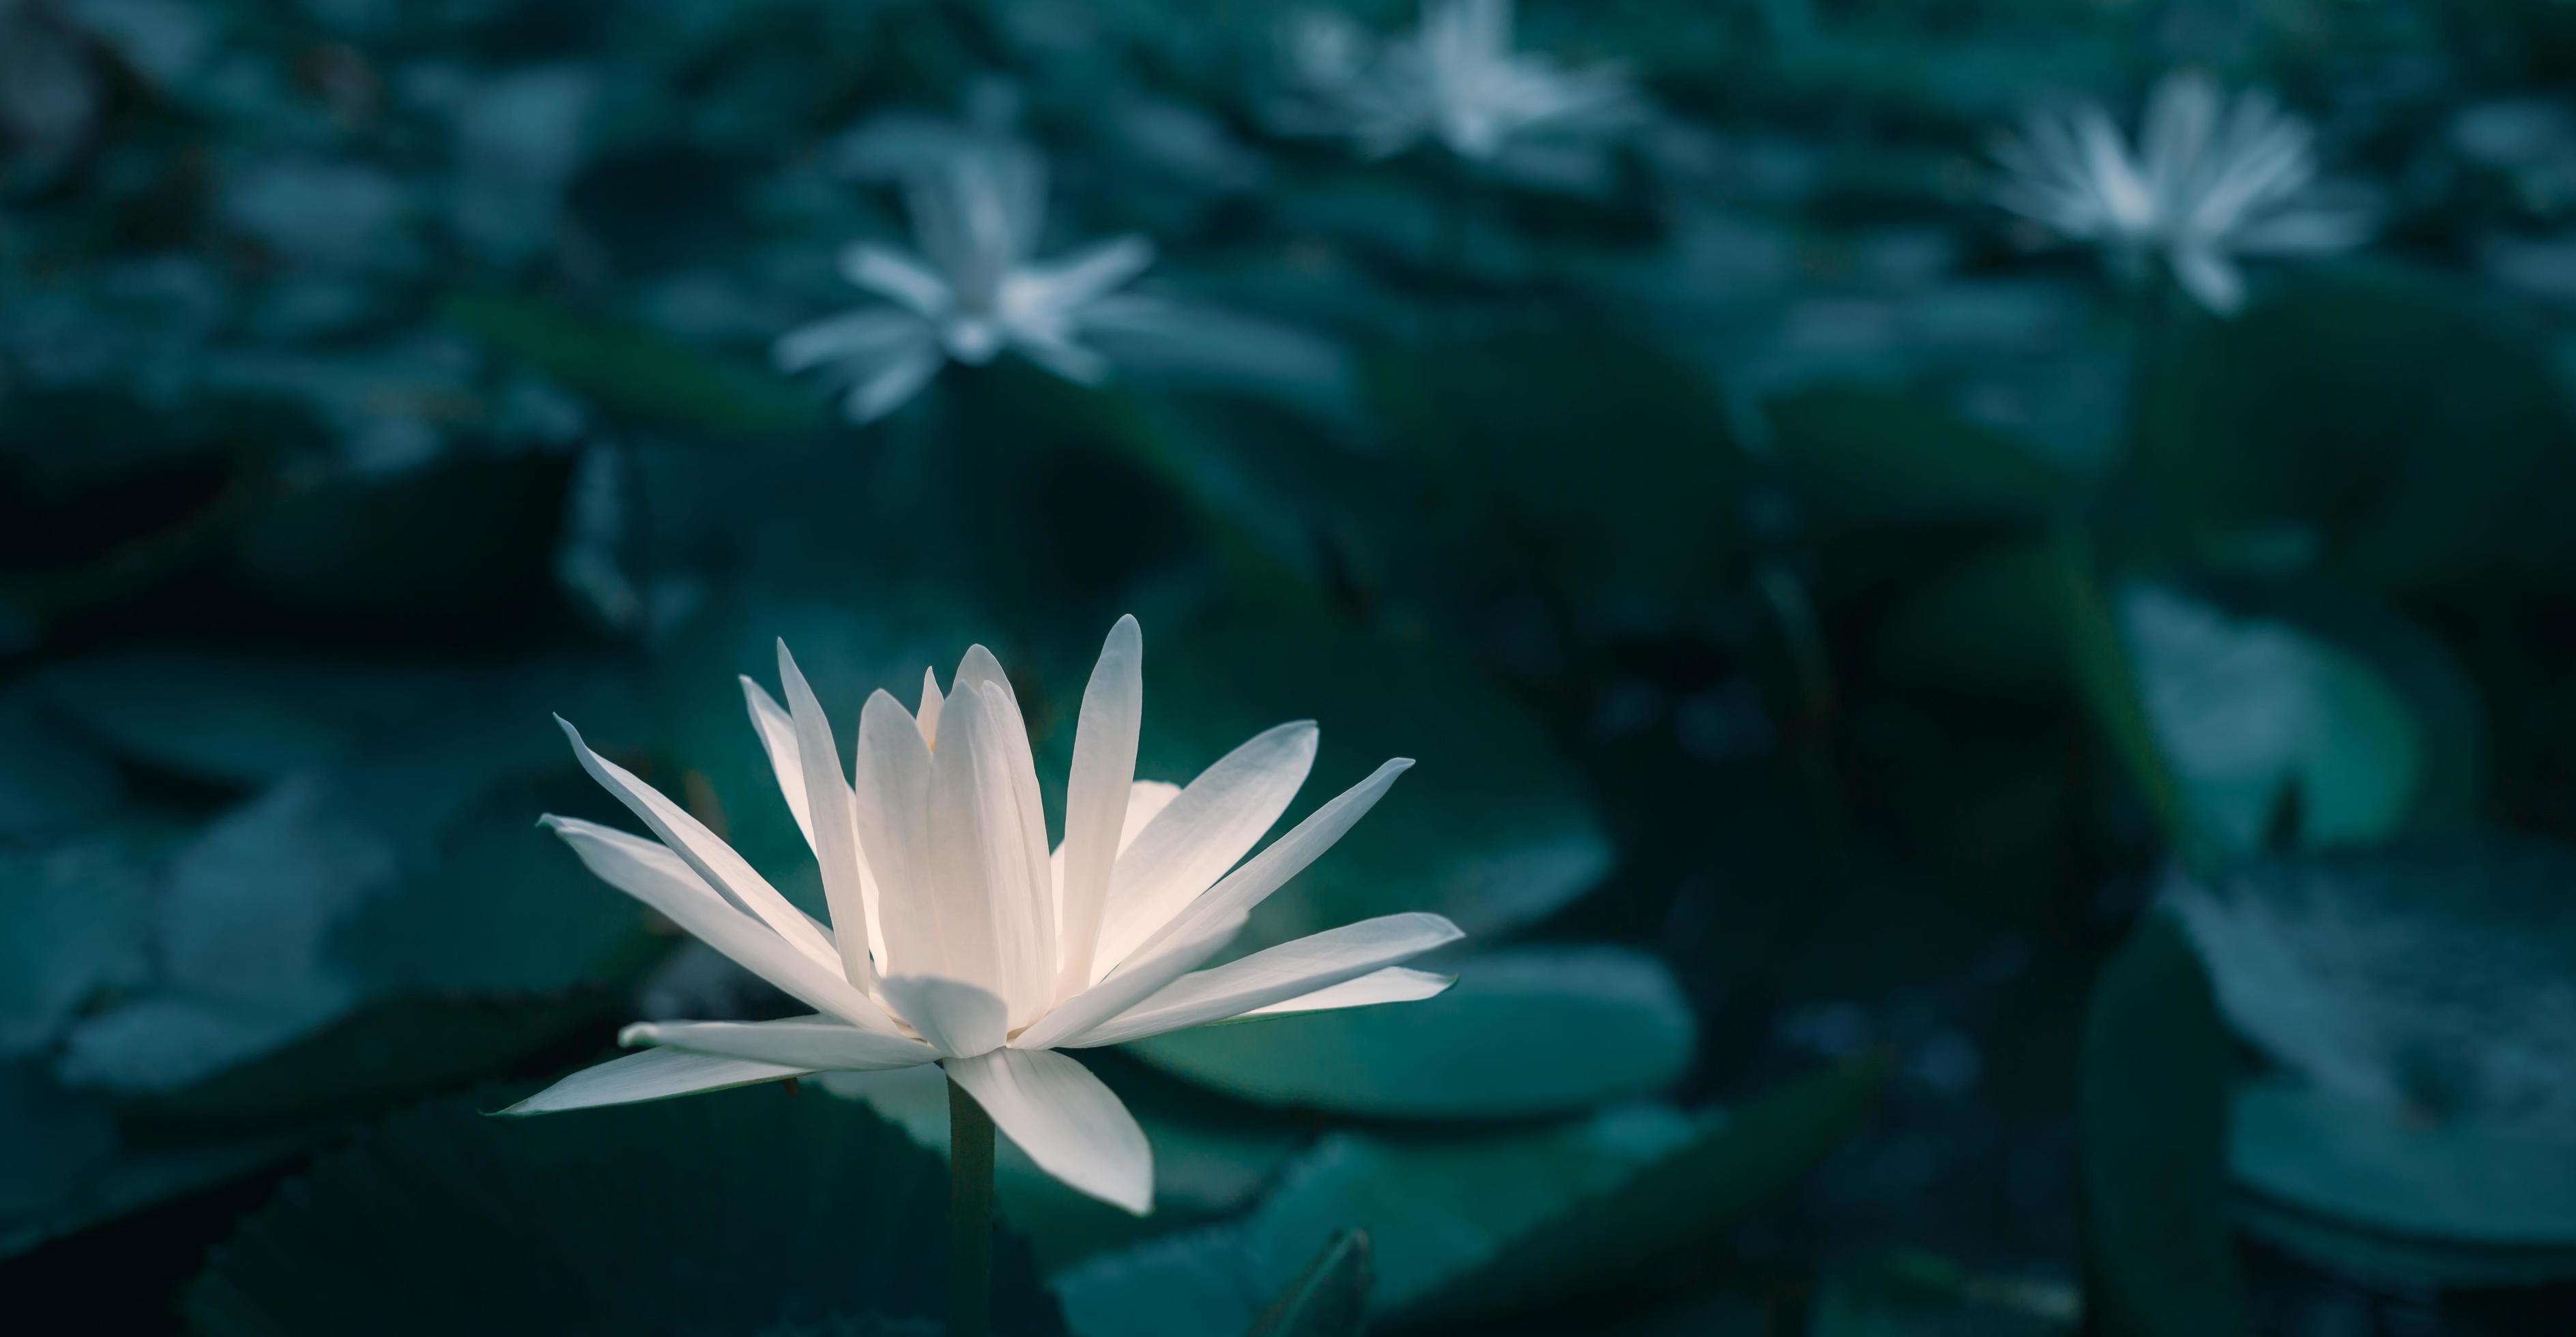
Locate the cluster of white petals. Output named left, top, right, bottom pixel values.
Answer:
left=776, top=146, right=1165, bottom=424
left=510, top=616, right=1460, bottom=1213
left=1275, top=0, right=1634, bottom=166
left=1990, top=70, right=2372, bottom=315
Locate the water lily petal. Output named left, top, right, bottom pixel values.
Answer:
left=1050, top=780, right=1181, bottom=894
left=621, top=1014, right=936, bottom=1070
left=1090, top=721, right=1318, bottom=982
left=881, top=975, right=1009, bottom=1059
left=923, top=687, right=1009, bottom=997
left=942, top=1048, right=1152, bottom=1215
left=1236, top=965, right=1456, bottom=1018
left=917, top=668, right=944, bottom=746
left=1065, top=912, right=1462, bottom=1047
left=774, top=307, right=924, bottom=374
left=843, top=341, right=944, bottom=424
left=967, top=681, right=1056, bottom=1024
left=500, top=1047, right=810, bottom=1115
left=553, top=717, right=847, bottom=980
left=1014, top=908, right=1247, bottom=1052
left=839, top=241, right=952, bottom=317
left=539, top=816, right=892, bottom=1029
left=1143, top=757, right=1413, bottom=956
left=856, top=689, right=934, bottom=982
left=738, top=677, right=817, bottom=855
left=1056, top=615, right=1142, bottom=996
left=775, top=641, right=882, bottom=990
left=1011, top=235, right=1155, bottom=314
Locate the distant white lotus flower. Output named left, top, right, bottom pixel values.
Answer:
left=1277, top=0, right=1634, bottom=168
left=512, top=616, right=1460, bottom=1214
left=1989, top=71, right=2372, bottom=315
left=776, top=147, right=1162, bottom=424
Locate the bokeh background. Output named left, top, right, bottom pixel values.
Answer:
left=7, top=0, right=2576, bottom=1332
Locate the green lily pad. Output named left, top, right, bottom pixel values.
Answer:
left=1246, top=1231, right=1371, bottom=1337
left=2112, top=581, right=2472, bottom=859
left=2077, top=914, right=2246, bottom=1337
left=2169, top=838, right=2576, bottom=1133
left=1123, top=947, right=1692, bottom=1120
left=184, top=1087, right=1067, bottom=1336
left=1058, top=1060, right=1883, bottom=1336
left=60, top=688, right=660, bottom=1119
left=2231, top=1078, right=2576, bottom=1251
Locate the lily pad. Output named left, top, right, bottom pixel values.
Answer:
left=2167, top=838, right=2576, bottom=1131
left=1246, top=1231, right=1371, bottom=1337
left=2113, top=581, right=2470, bottom=859
left=184, top=1087, right=1067, bottom=1336
left=1058, top=1060, right=1883, bottom=1336
left=2231, top=1078, right=2576, bottom=1251
left=1123, top=946, right=1693, bottom=1119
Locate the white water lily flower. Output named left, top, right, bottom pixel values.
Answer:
left=1989, top=70, right=2372, bottom=315
left=508, top=616, right=1461, bottom=1214
left=775, top=147, right=1161, bottom=424
left=1277, top=0, right=1634, bottom=167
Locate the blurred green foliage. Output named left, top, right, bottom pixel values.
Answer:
left=7, top=0, right=2576, bottom=1332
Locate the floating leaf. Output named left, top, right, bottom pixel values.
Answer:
left=2112, top=581, right=2474, bottom=859
left=2231, top=1078, right=2576, bottom=1254
left=60, top=682, right=659, bottom=1118
left=185, top=1088, right=1067, bottom=1336
left=1060, top=1061, right=1880, bottom=1336
left=2077, top=914, right=2246, bottom=1336
left=1124, top=947, right=1692, bottom=1119
left=2168, top=838, right=2576, bottom=1132
left=1247, top=1231, right=1371, bottom=1337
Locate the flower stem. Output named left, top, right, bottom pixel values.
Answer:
left=947, top=1074, right=995, bottom=1337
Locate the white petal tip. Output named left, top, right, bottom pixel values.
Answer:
left=616, top=1023, right=657, bottom=1048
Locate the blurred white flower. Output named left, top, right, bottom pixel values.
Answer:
left=775, top=147, right=1162, bottom=424
left=512, top=616, right=1460, bottom=1214
left=1276, top=0, right=1634, bottom=169
left=1990, top=71, right=2372, bottom=315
